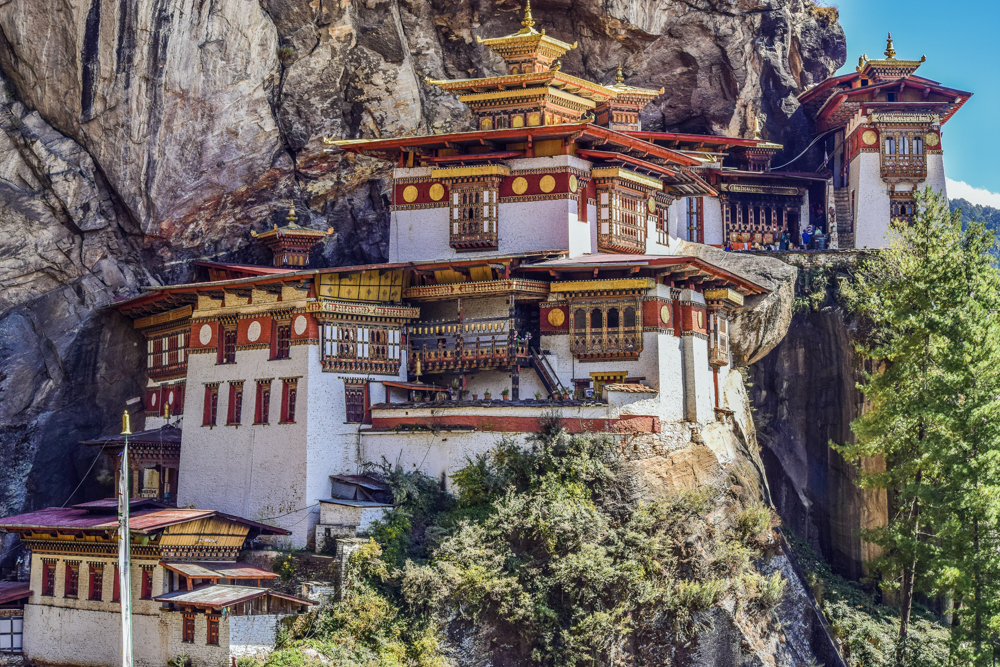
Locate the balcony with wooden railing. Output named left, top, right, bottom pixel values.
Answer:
left=570, top=327, right=642, bottom=361
left=881, top=153, right=926, bottom=180
left=147, top=346, right=188, bottom=381
left=409, top=317, right=530, bottom=373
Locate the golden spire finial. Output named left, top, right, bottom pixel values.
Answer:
left=752, top=115, right=762, bottom=141
left=521, top=0, right=535, bottom=30
left=121, top=409, right=132, bottom=436
left=615, top=64, right=624, bottom=84
left=286, top=202, right=298, bottom=224
left=884, top=32, right=896, bottom=59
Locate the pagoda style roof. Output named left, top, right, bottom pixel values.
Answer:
left=520, top=254, right=768, bottom=295
left=475, top=0, right=576, bottom=62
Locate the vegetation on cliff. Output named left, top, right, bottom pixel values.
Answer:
left=263, top=423, right=786, bottom=666
left=837, top=189, right=1000, bottom=666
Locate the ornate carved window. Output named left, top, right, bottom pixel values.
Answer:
left=42, top=561, right=56, bottom=596
left=227, top=381, right=244, bottom=425
left=596, top=185, right=651, bottom=253
left=890, top=192, right=916, bottom=225
left=202, top=384, right=219, bottom=427
left=218, top=326, right=237, bottom=364
left=449, top=184, right=498, bottom=251
left=880, top=129, right=927, bottom=179
left=320, top=324, right=401, bottom=374
left=570, top=301, right=642, bottom=361
left=64, top=562, right=79, bottom=598
left=272, top=321, right=291, bottom=360
left=146, top=329, right=187, bottom=380
left=708, top=310, right=729, bottom=367
left=88, top=563, right=104, bottom=601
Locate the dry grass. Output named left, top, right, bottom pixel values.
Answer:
left=806, top=1, right=840, bottom=26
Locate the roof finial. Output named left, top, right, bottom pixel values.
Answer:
left=521, top=0, right=535, bottom=30
left=286, top=202, right=298, bottom=224
left=615, top=64, right=624, bottom=84
left=753, top=114, right=762, bottom=141
left=884, top=32, right=896, bottom=59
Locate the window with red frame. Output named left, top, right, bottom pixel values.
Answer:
left=254, top=380, right=272, bottom=424
left=88, top=564, right=103, bottom=601
left=140, top=567, right=153, bottom=599
left=206, top=615, right=220, bottom=645
left=64, top=562, right=79, bottom=598
left=273, top=322, right=291, bottom=360
left=42, top=561, right=55, bottom=596
left=227, top=381, right=244, bottom=425
left=203, top=384, right=219, bottom=426
left=182, top=614, right=195, bottom=643
left=280, top=379, right=298, bottom=424
left=113, top=564, right=120, bottom=602
left=218, top=327, right=237, bottom=364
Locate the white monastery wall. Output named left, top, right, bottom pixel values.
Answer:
left=177, top=344, right=310, bottom=548
left=390, top=207, right=451, bottom=263
left=692, top=336, right=715, bottom=423
left=318, top=502, right=390, bottom=533
left=655, top=333, right=686, bottom=422
left=498, top=199, right=577, bottom=256
left=164, top=611, right=231, bottom=667
left=703, top=197, right=724, bottom=246
left=538, top=332, right=662, bottom=391
left=924, top=153, right=947, bottom=195
left=229, top=614, right=290, bottom=659
left=24, top=604, right=169, bottom=667
left=666, top=198, right=683, bottom=239
left=850, top=152, right=891, bottom=249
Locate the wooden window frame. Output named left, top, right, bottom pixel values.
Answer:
left=280, top=379, right=298, bottom=424
left=448, top=182, right=499, bottom=251
left=254, top=380, right=272, bottom=425
left=202, top=384, right=219, bottom=427
left=226, top=381, right=244, bottom=426
left=42, top=561, right=56, bottom=596
left=140, top=567, right=153, bottom=600
left=88, top=563, right=104, bottom=601
left=206, top=614, right=220, bottom=646
left=272, top=321, right=291, bottom=360
left=64, top=562, right=80, bottom=598
left=320, top=324, right=401, bottom=375
left=686, top=197, right=704, bottom=244
left=344, top=382, right=369, bottom=424
left=182, top=614, right=195, bottom=643
left=113, top=564, right=120, bottom=602
left=218, top=326, right=237, bottom=365
left=569, top=300, right=643, bottom=361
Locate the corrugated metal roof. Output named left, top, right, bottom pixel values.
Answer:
left=154, top=585, right=314, bottom=608
left=0, top=582, right=30, bottom=605
left=81, top=425, right=182, bottom=447
left=160, top=561, right=278, bottom=580
left=0, top=507, right=287, bottom=536
left=319, top=499, right=393, bottom=508
left=329, top=475, right=390, bottom=492
left=72, top=498, right=168, bottom=512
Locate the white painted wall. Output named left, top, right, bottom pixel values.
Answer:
left=850, top=152, right=891, bottom=249
left=23, top=604, right=169, bottom=667
left=925, top=153, right=947, bottom=195
left=703, top=197, right=724, bottom=246
left=230, top=614, right=291, bottom=659
left=318, top=502, right=391, bottom=533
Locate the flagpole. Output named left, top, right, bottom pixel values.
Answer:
left=119, top=409, right=134, bottom=667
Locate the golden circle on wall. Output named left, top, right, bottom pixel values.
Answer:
left=512, top=177, right=529, bottom=195
left=547, top=308, right=566, bottom=327
left=647, top=198, right=656, bottom=213
left=539, top=174, right=556, bottom=193
left=925, top=133, right=940, bottom=147
left=660, top=305, right=671, bottom=326
left=862, top=129, right=878, bottom=146
left=569, top=175, right=578, bottom=193
left=402, top=185, right=419, bottom=203
left=429, top=183, right=445, bottom=201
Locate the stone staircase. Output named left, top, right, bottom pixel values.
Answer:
left=833, top=187, right=854, bottom=249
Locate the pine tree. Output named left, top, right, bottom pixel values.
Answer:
left=838, top=189, right=1000, bottom=666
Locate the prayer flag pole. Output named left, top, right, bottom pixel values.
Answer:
left=118, top=409, right=134, bottom=667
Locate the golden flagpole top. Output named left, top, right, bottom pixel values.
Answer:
left=121, top=409, right=132, bottom=436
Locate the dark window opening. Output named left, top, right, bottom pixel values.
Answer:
left=254, top=380, right=272, bottom=424
left=42, top=562, right=55, bottom=596
left=273, top=323, right=291, bottom=360
left=64, top=562, right=79, bottom=598
left=345, top=384, right=366, bottom=424
left=140, top=568, right=153, bottom=600
left=219, top=327, right=237, bottom=364
left=281, top=380, right=298, bottom=424
left=88, top=564, right=103, bottom=601
left=203, top=385, right=219, bottom=426
left=206, top=615, right=219, bottom=645
left=182, top=614, right=195, bottom=643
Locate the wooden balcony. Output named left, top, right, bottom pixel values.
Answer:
left=570, top=327, right=642, bottom=361
left=598, top=221, right=646, bottom=254
left=147, top=360, right=188, bottom=382
left=450, top=219, right=497, bottom=251
left=412, top=338, right=530, bottom=373
left=881, top=154, right=926, bottom=180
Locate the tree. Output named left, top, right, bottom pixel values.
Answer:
left=838, top=188, right=1000, bottom=666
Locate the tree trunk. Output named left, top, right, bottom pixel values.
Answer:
left=896, top=495, right=920, bottom=667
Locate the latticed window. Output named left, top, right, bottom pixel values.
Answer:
left=570, top=302, right=642, bottom=360
left=88, top=563, right=104, bottom=601
left=206, top=615, right=220, bottom=645
left=708, top=310, right=730, bottom=367
left=881, top=129, right=927, bottom=178
left=281, top=379, right=298, bottom=424
left=203, top=384, right=219, bottom=426
left=227, top=381, right=244, bottom=425
left=146, top=330, right=187, bottom=379
left=449, top=184, right=498, bottom=251
left=890, top=193, right=916, bottom=224
left=597, top=187, right=649, bottom=253
left=320, top=324, right=401, bottom=374
left=42, top=561, right=56, bottom=596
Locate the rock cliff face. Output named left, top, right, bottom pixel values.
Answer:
left=0, top=0, right=844, bottom=522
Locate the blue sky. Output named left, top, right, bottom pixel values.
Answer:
left=831, top=0, right=1000, bottom=207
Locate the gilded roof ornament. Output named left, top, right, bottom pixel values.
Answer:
left=884, top=32, right=896, bottom=59
left=615, top=65, right=625, bottom=85
left=521, top=0, right=535, bottom=31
